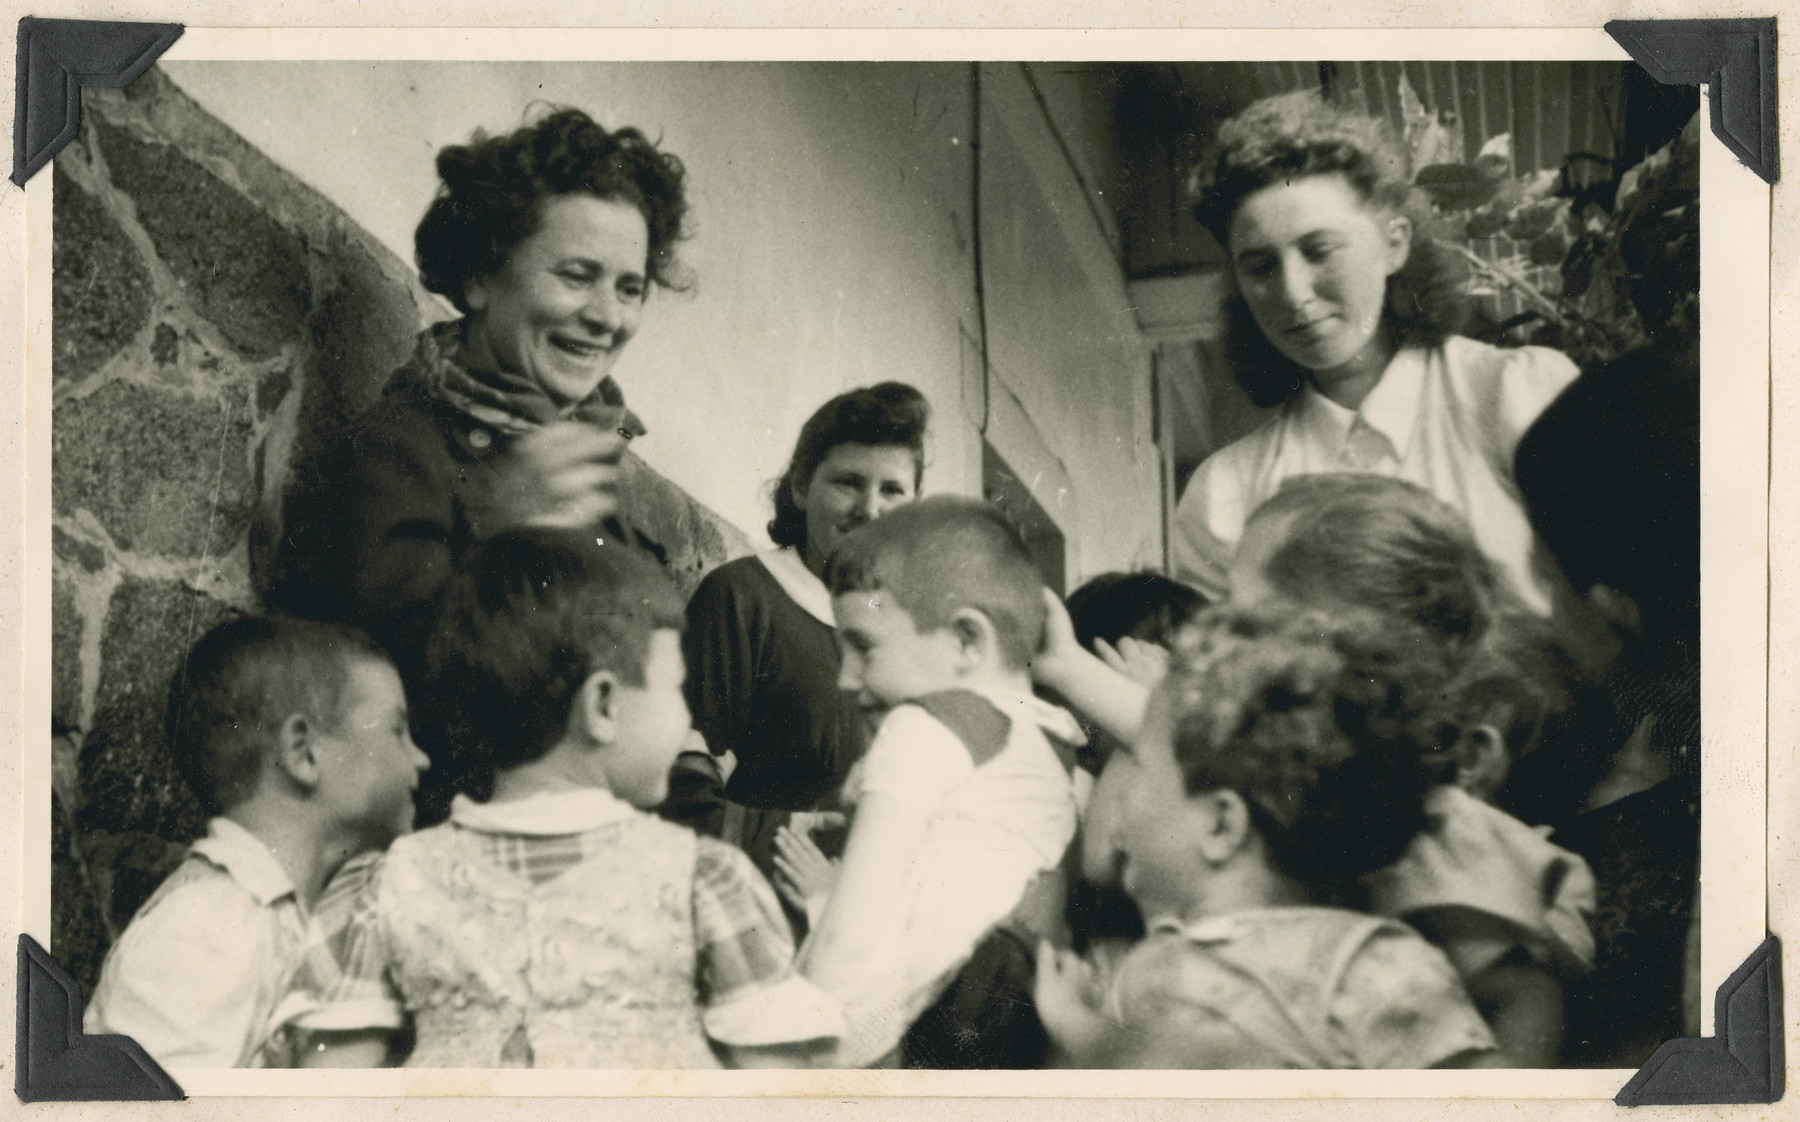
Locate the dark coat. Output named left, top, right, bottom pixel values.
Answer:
left=269, top=374, right=649, bottom=822
left=682, top=555, right=870, bottom=812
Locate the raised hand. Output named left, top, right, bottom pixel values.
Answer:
left=1032, top=940, right=1113, bottom=1065
left=1032, top=586, right=1083, bottom=690
left=772, top=822, right=840, bottom=920
left=1095, top=636, right=1171, bottom=690
left=490, top=420, right=626, bottom=533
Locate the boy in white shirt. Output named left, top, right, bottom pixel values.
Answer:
left=84, top=616, right=428, bottom=1067
left=778, top=496, right=1082, bottom=1067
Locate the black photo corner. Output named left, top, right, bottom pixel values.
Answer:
left=10, top=13, right=1783, bottom=1104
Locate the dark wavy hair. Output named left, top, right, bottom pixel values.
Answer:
left=415, top=107, right=690, bottom=314
left=422, top=530, right=685, bottom=789
left=1190, top=91, right=1470, bottom=407
left=1065, top=570, right=1207, bottom=653
left=1162, top=603, right=1448, bottom=900
left=768, top=382, right=931, bottom=550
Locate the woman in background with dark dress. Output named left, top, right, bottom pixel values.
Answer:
left=665, top=384, right=930, bottom=889
left=271, top=107, right=689, bottom=823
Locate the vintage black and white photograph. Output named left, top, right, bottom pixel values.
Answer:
left=33, top=37, right=1744, bottom=1094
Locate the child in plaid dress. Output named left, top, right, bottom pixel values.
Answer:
left=287, top=531, right=841, bottom=1068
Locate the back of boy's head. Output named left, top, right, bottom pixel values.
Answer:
left=167, top=615, right=391, bottom=816
left=824, top=495, right=1047, bottom=669
left=1066, top=570, right=1208, bottom=652
left=1161, top=603, right=1447, bottom=898
left=1515, top=338, right=1699, bottom=645
left=1250, top=473, right=1520, bottom=654
left=423, top=530, right=685, bottom=783
left=1439, top=615, right=1625, bottom=827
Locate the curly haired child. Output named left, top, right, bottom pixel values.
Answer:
left=1033, top=604, right=1498, bottom=1069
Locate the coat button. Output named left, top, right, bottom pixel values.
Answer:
left=469, top=429, right=493, bottom=450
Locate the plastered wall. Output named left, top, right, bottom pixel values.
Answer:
left=161, top=60, right=1162, bottom=577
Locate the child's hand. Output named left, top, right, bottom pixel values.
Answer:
left=786, top=810, right=848, bottom=838
left=773, top=824, right=839, bottom=921
left=1096, top=636, right=1171, bottom=689
left=1033, top=940, right=1112, bottom=1064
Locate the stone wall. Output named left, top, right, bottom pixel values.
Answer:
left=51, top=66, right=750, bottom=993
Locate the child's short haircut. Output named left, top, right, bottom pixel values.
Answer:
left=825, top=496, right=1047, bottom=669
left=166, top=615, right=391, bottom=816
left=1065, top=571, right=1208, bottom=653
left=1162, top=603, right=1447, bottom=898
left=1440, top=616, right=1624, bottom=828
left=423, top=530, right=686, bottom=781
left=1250, top=473, right=1522, bottom=653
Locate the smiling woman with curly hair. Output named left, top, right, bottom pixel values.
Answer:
left=273, top=107, right=690, bottom=825
left=1171, top=90, right=1580, bottom=617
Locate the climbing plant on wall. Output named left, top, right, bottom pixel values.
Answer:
left=1395, top=73, right=1700, bottom=370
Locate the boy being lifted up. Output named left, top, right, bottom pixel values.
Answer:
left=779, top=497, right=1082, bottom=1067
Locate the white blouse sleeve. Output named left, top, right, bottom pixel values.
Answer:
left=1487, top=342, right=1581, bottom=463
left=1169, top=453, right=1243, bottom=601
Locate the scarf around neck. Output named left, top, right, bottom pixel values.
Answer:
left=400, top=319, right=648, bottom=440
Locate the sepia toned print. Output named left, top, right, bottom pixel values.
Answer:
left=18, top=20, right=1775, bottom=1106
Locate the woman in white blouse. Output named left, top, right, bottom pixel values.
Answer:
left=1172, top=91, right=1579, bottom=615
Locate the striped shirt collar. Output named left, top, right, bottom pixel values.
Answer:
left=448, top=789, right=640, bottom=836
left=189, top=816, right=298, bottom=909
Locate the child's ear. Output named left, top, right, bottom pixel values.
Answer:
left=1450, top=723, right=1511, bottom=803
left=462, top=275, right=490, bottom=315
left=949, top=608, right=997, bottom=669
left=570, top=669, right=621, bottom=746
left=1194, top=789, right=1254, bottom=865
left=274, top=713, right=323, bottom=791
left=1382, top=212, right=1413, bottom=276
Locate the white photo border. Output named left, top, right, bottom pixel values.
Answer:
left=4, top=11, right=1787, bottom=1115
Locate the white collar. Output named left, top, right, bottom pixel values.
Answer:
left=1146, top=906, right=1331, bottom=944
left=756, top=546, right=836, bottom=627
left=1294, top=346, right=1428, bottom=460
left=1147, top=913, right=1239, bottom=943
left=190, top=817, right=298, bottom=908
left=449, top=788, right=640, bottom=835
